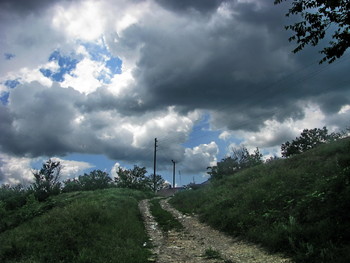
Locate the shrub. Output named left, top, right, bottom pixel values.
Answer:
left=202, top=248, right=222, bottom=259
left=115, top=166, right=149, bottom=190
left=0, top=184, right=28, bottom=210
left=62, top=170, right=113, bottom=192
left=61, top=178, right=82, bottom=193
left=281, top=126, right=343, bottom=157
left=31, top=159, right=61, bottom=201
left=208, top=146, right=263, bottom=180
left=115, top=166, right=167, bottom=191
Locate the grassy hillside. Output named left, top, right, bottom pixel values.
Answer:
left=170, top=138, right=350, bottom=263
left=0, top=188, right=153, bottom=263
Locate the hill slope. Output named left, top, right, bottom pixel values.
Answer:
left=0, top=188, right=152, bottom=263
left=170, top=138, right=350, bottom=263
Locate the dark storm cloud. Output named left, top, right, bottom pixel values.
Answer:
left=325, top=110, right=350, bottom=129
left=1, top=82, right=89, bottom=157
left=112, top=0, right=350, bottom=131
left=155, top=0, right=226, bottom=13
left=1, top=0, right=349, bottom=166
left=0, top=155, right=6, bottom=181
left=0, top=104, right=14, bottom=143
left=0, top=82, right=129, bottom=159
left=0, top=80, right=183, bottom=163
left=0, top=0, right=72, bottom=14
left=0, top=82, right=82, bottom=157
left=79, top=87, right=150, bottom=116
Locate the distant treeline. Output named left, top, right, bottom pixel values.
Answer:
left=208, top=126, right=348, bottom=181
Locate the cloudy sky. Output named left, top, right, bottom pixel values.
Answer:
left=0, top=0, right=349, bottom=186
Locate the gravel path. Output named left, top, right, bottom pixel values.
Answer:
left=139, top=198, right=293, bottom=263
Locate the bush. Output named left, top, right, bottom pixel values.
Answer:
left=0, top=184, right=28, bottom=210
left=62, top=170, right=113, bottom=193
left=281, top=126, right=343, bottom=157
left=208, top=146, right=263, bottom=180
left=31, top=159, right=61, bottom=201
left=61, top=178, right=82, bottom=193
left=115, top=166, right=149, bottom=190
left=114, top=166, right=167, bottom=192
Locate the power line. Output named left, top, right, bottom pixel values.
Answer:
left=155, top=55, right=350, bottom=147
left=151, top=56, right=350, bottom=181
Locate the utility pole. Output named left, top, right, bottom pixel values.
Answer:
left=153, top=138, right=158, bottom=192
left=171, top=160, right=176, bottom=188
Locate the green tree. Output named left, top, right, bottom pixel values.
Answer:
left=115, top=166, right=149, bottom=190
left=62, top=170, right=112, bottom=192
left=208, top=146, right=263, bottom=180
left=274, top=0, right=350, bottom=63
left=78, top=170, right=112, bottom=191
left=114, top=166, right=167, bottom=191
left=281, top=126, right=341, bottom=157
left=31, top=159, right=61, bottom=201
left=144, top=174, right=169, bottom=192
left=61, top=178, right=81, bottom=193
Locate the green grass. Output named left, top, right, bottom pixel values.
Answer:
left=0, top=188, right=153, bottom=263
left=170, top=138, right=350, bottom=263
left=149, top=198, right=183, bottom=232
left=202, top=248, right=222, bottom=260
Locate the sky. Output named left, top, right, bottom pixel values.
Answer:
left=0, top=0, right=349, bottom=186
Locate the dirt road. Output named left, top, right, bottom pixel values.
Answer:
left=139, top=198, right=292, bottom=263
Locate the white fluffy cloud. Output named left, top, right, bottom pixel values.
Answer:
left=181, top=142, right=219, bottom=174
left=52, top=1, right=106, bottom=42
left=0, top=154, right=94, bottom=185
left=61, top=58, right=104, bottom=94
left=220, top=103, right=349, bottom=159
left=1, top=0, right=349, bottom=184
left=51, top=157, right=95, bottom=180
left=0, top=154, right=34, bottom=185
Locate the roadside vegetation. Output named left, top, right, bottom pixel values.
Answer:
left=1, top=126, right=348, bottom=262
left=0, top=161, right=167, bottom=233
left=0, top=188, right=152, bottom=263
left=171, top=131, right=350, bottom=263
left=202, top=248, right=222, bottom=260
left=149, top=198, right=183, bottom=232
left=0, top=161, right=163, bottom=262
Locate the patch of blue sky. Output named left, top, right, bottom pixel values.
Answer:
left=39, top=39, right=123, bottom=85
left=181, top=113, right=243, bottom=160
left=182, top=114, right=221, bottom=147
left=4, top=79, right=20, bottom=89
left=4, top=53, right=15, bottom=60
left=0, top=78, right=21, bottom=105
left=97, top=70, right=112, bottom=84
left=96, top=62, right=122, bottom=84
left=81, top=41, right=108, bottom=62
left=81, top=40, right=122, bottom=80
left=106, top=57, right=122, bottom=75
left=0, top=92, right=9, bottom=105
left=40, top=50, right=79, bottom=82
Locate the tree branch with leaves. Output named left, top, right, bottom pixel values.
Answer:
left=275, top=0, right=350, bottom=63
left=31, top=159, right=61, bottom=201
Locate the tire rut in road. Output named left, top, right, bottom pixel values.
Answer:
left=139, top=198, right=292, bottom=263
